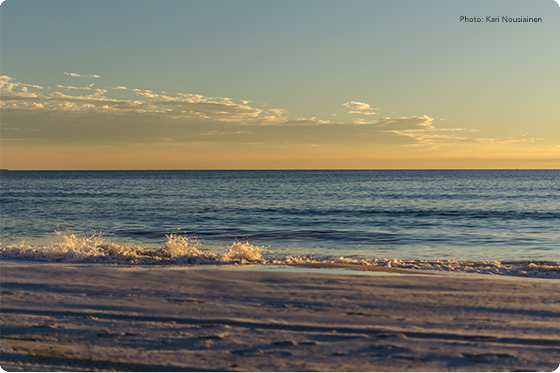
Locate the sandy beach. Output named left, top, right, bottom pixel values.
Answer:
left=1, top=264, right=559, bottom=372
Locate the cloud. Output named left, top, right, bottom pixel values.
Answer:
left=343, top=101, right=377, bottom=115
left=378, top=116, right=486, bottom=144
left=343, top=101, right=371, bottom=110
left=1, top=75, right=503, bottom=148
left=350, top=115, right=436, bottom=131
left=389, top=131, right=478, bottom=144
left=64, top=72, right=101, bottom=78
left=266, top=108, right=287, bottom=117
left=1, top=75, right=17, bottom=90
left=2, top=76, right=269, bottom=124
left=0, top=75, right=41, bottom=98
left=133, top=91, right=158, bottom=98
left=375, top=115, right=436, bottom=130
left=285, top=117, right=332, bottom=126
left=56, top=84, right=94, bottom=90
left=22, top=83, right=44, bottom=89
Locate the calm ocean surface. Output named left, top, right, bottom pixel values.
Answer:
left=1, top=170, right=559, bottom=277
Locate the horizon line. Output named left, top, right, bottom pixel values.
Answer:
left=2, top=168, right=558, bottom=172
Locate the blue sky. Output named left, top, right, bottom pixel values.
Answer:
left=1, top=0, right=559, bottom=169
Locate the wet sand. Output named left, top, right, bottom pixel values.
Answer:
left=1, top=264, right=559, bottom=371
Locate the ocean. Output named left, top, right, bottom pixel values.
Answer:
left=1, top=170, right=559, bottom=278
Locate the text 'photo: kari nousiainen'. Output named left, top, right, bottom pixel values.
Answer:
left=460, top=16, right=543, bottom=23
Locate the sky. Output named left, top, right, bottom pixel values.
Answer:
left=1, top=0, right=559, bottom=170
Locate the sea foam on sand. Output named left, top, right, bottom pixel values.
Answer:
left=1, top=264, right=559, bottom=372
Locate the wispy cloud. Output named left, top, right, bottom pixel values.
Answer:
left=56, top=84, right=94, bottom=91
left=1, top=75, right=523, bottom=148
left=266, top=108, right=287, bottom=117
left=350, top=115, right=436, bottom=130
left=64, top=72, right=101, bottom=78
left=343, top=101, right=377, bottom=115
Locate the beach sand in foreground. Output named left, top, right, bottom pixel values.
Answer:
left=1, top=264, right=559, bottom=372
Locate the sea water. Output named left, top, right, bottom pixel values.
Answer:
left=1, top=170, right=559, bottom=277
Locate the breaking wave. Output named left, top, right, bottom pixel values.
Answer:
left=0, top=232, right=265, bottom=265
left=1, top=232, right=559, bottom=279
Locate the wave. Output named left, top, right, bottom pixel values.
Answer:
left=1, top=232, right=559, bottom=279
left=0, top=232, right=266, bottom=264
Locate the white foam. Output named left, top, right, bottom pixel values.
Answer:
left=1, top=232, right=559, bottom=278
left=221, top=241, right=265, bottom=263
left=0, top=232, right=267, bottom=265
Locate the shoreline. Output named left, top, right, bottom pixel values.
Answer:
left=2, top=264, right=560, bottom=371
left=287, top=261, right=436, bottom=275
left=1, top=259, right=559, bottom=282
